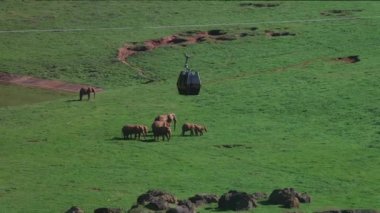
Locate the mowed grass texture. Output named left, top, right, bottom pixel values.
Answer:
left=0, top=1, right=380, bottom=212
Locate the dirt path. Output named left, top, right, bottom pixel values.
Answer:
left=0, top=72, right=103, bottom=93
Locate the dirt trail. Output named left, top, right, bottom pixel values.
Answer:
left=0, top=72, right=103, bottom=93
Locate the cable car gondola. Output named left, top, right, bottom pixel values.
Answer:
left=177, top=54, right=201, bottom=95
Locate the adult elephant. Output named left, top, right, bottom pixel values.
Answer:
left=154, top=113, right=177, bottom=130
left=194, top=124, right=207, bottom=136
left=182, top=123, right=196, bottom=136
left=79, top=87, right=95, bottom=101
left=122, top=124, right=147, bottom=140
left=151, top=121, right=172, bottom=141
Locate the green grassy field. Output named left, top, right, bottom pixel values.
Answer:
left=1, top=1, right=380, bottom=212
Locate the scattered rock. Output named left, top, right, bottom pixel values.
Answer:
left=65, top=206, right=84, bottom=213
left=215, top=35, right=237, bottom=41
left=129, top=199, right=195, bottom=213
left=336, top=55, right=360, bottom=63
left=240, top=32, right=249, bottom=37
left=218, top=190, right=258, bottom=211
left=208, top=29, right=227, bottom=36
left=265, top=30, right=296, bottom=37
left=127, top=205, right=154, bottom=213
left=252, top=192, right=268, bottom=201
left=167, top=200, right=196, bottom=213
left=137, top=190, right=177, bottom=205
left=188, top=194, right=219, bottom=207
left=268, top=188, right=310, bottom=208
left=94, top=208, right=125, bottom=213
left=321, top=9, right=362, bottom=16
left=145, top=198, right=170, bottom=211
left=168, top=36, right=188, bottom=44
left=296, top=192, right=311, bottom=203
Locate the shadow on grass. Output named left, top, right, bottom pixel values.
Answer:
left=181, top=134, right=193, bottom=137
left=110, top=137, right=157, bottom=143
left=258, top=200, right=272, bottom=206
left=140, top=138, right=157, bottom=143
left=111, top=137, right=125, bottom=141
left=65, top=99, right=80, bottom=102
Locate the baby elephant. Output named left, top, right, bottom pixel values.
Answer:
left=194, top=124, right=207, bottom=136
left=182, top=123, right=196, bottom=136
left=153, top=126, right=172, bottom=141
left=182, top=123, right=207, bottom=136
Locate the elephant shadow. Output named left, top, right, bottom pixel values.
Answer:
left=111, top=136, right=124, bottom=141
left=65, top=99, right=81, bottom=102
left=140, top=138, right=156, bottom=143
left=181, top=134, right=194, bottom=137
left=110, top=136, right=156, bottom=143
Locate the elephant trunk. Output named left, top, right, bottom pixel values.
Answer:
left=92, top=88, right=96, bottom=99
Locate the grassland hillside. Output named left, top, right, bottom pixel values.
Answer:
left=0, top=1, right=380, bottom=212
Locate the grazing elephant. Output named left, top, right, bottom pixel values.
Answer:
left=194, top=124, right=207, bottom=136
left=122, top=124, right=147, bottom=140
left=152, top=121, right=172, bottom=141
left=79, top=87, right=95, bottom=101
left=182, top=123, right=196, bottom=136
left=154, top=113, right=177, bottom=130
left=138, top=125, right=148, bottom=140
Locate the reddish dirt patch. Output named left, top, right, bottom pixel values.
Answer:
left=0, top=72, right=102, bottom=93
left=265, top=30, right=296, bottom=37
left=118, top=30, right=242, bottom=62
left=336, top=55, right=360, bottom=63
left=118, top=34, right=195, bottom=62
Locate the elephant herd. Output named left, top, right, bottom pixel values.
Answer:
left=121, top=113, right=207, bottom=142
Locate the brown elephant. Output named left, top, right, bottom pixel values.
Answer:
left=151, top=121, right=172, bottom=141
left=135, top=125, right=148, bottom=140
left=194, top=124, right=207, bottom=136
left=182, top=123, right=196, bottom=136
left=154, top=113, right=177, bottom=130
left=79, top=87, right=95, bottom=101
left=122, top=124, right=147, bottom=140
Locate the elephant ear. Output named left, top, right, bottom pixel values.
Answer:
left=170, top=113, right=176, bottom=121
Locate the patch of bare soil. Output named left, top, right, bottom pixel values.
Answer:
left=336, top=55, right=360, bottom=63
left=321, top=9, right=363, bottom=16
left=265, top=30, right=296, bottom=37
left=118, top=32, right=206, bottom=62
left=0, top=72, right=103, bottom=93
left=117, top=29, right=256, bottom=62
left=240, top=2, right=279, bottom=7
